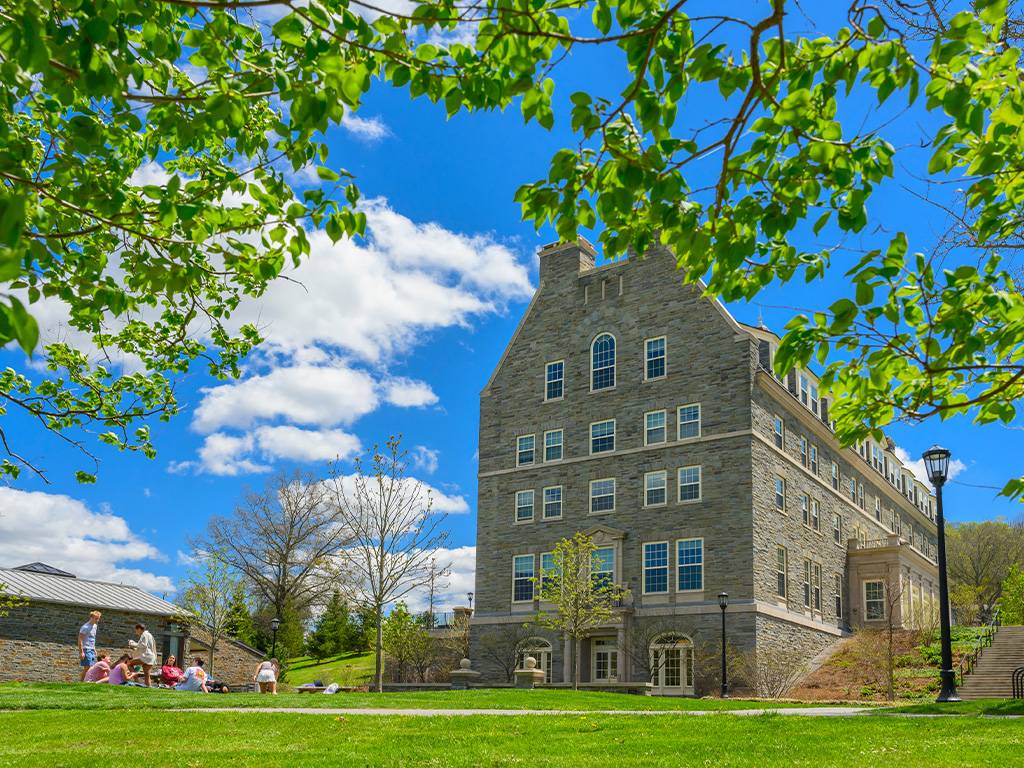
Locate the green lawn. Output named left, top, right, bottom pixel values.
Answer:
left=284, top=652, right=376, bottom=688
left=0, top=710, right=1020, bottom=767
left=885, top=698, right=1024, bottom=716
left=0, top=683, right=860, bottom=712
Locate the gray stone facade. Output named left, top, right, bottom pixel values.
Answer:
left=470, top=240, right=939, bottom=696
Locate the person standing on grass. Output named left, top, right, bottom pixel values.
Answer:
left=127, top=623, right=157, bottom=687
left=77, top=610, right=101, bottom=681
left=84, top=653, right=112, bottom=683
left=253, top=658, right=279, bottom=694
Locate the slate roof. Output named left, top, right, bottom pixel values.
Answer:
left=0, top=564, right=179, bottom=616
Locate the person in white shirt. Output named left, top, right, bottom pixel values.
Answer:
left=127, top=623, right=157, bottom=687
left=253, top=658, right=279, bottom=694
left=175, top=658, right=209, bottom=693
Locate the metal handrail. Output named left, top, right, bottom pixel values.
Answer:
left=954, top=608, right=1001, bottom=685
left=1013, top=667, right=1024, bottom=699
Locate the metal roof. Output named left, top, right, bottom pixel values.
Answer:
left=15, top=562, right=77, bottom=578
left=0, top=565, right=179, bottom=616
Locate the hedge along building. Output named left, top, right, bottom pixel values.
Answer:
left=469, top=239, right=941, bottom=695
left=0, top=562, right=263, bottom=685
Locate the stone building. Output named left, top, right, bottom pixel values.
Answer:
left=0, top=562, right=262, bottom=686
left=469, top=239, right=940, bottom=695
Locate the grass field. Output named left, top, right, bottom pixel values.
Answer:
left=285, top=652, right=376, bottom=688
left=0, top=683, right=859, bottom=712
left=0, top=709, right=1020, bottom=767
left=886, top=698, right=1024, bottom=716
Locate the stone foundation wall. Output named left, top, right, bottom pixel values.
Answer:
left=754, top=613, right=837, bottom=696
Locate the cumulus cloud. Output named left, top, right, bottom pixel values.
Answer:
left=400, top=545, right=476, bottom=613
left=0, top=488, right=175, bottom=593
left=411, top=445, right=439, bottom=474
left=384, top=377, right=439, bottom=408
left=171, top=426, right=362, bottom=476
left=329, top=471, right=469, bottom=516
left=342, top=114, right=390, bottom=142
left=894, top=446, right=967, bottom=486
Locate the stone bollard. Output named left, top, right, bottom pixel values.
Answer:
left=449, top=657, right=481, bottom=690
left=514, top=656, right=546, bottom=689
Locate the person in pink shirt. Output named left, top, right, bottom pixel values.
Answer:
left=84, top=653, right=111, bottom=683
left=107, top=654, right=136, bottom=686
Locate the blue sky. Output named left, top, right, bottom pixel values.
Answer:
left=1, top=2, right=1020, bottom=608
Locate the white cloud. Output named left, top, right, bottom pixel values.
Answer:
left=894, top=446, right=966, bottom=485
left=254, top=425, right=362, bottom=463
left=342, top=114, right=390, bottom=142
left=384, top=377, right=439, bottom=408
left=329, top=471, right=469, bottom=516
left=0, top=488, right=175, bottom=594
left=172, top=426, right=362, bottom=476
left=411, top=445, right=439, bottom=474
left=400, top=545, right=475, bottom=613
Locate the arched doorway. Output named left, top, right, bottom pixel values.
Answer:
left=649, top=633, right=694, bottom=695
left=516, top=637, right=553, bottom=683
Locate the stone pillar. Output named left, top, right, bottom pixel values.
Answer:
left=514, top=656, right=546, bottom=689
left=449, top=658, right=481, bottom=690
left=616, top=625, right=629, bottom=683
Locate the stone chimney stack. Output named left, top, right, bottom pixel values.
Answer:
left=538, top=237, right=597, bottom=284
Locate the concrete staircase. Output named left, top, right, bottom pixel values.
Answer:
left=959, top=625, right=1024, bottom=700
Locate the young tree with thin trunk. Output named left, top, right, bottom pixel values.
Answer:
left=176, top=557, right=238, bottom=676
left=326, top=438, right=450, bottom=693
left=535, top=532, right=629, bottom=690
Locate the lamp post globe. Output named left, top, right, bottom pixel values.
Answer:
left=270, top=616, right=282, bottom=661
left=718, top=592, right=729, bottom=698
left=921, top=445, right=959, bottom=702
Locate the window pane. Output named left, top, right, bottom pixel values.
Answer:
left=592, top=334, right=616, bottom=390
left=645, top=337, right=666, bottom=379
left=677, top=539, right=703, bottom=591
left=645, top=471, right=667, bottom=506
left=591, top=420, right=615, bottom=453
left=513, top=555, right=534, bottom=602
left=645, top=410, right=666, bottom=444
left=678, top=404, right=700, bottom=439
left=545, top=361, right=564, bottom=400
left=643, top=542, right=669, bottom=594
left=543, top=487, right=562, bottom=519
left=515, top=490, right=534, bottom=522
left=592, top=547, right=614, bottom=589
left=678, top=466, right=701, bottom=501
left=590, top=479, right=615, bottom=513
left=775, top=477, right=786, bottom=510
left=544, top=430, right=563, bottom=461
left=517, top=435, right=534, bottom=465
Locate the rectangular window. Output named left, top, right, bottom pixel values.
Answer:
left=645, top=336, right=666, bottom=380
left=543, top=429, right=563, bottom=462
left=800, top=374, right=810, bottom=406
left=799, top=437, right=808, bottom=467
left=677, top=538, right=704, bottom=592
left=590, top=478, right=615, bottom=514
left=802, top=559, right=812, bottom=608
left=801, top=494, right=810, bottom=527
left=515, top=490, right=534, bottom=523
left=516, top=435, right=535, bottom=466
left=834, top=574, right=843, bottom=618
left=772, top=415, right=784, bottom=448
left=832, top=462, right=840, bottom=491
left=644, top=470, right=667, bottom=507
left=677, top=404, right=701, bottom=439
left=864, top=580, right=885, bottom=620
left=545, top=361, right=564, bottom=401
left=833, top=513, right=843, bottom=545
left=678, top=465, right=701, bottom=502
left=810, top=445, right=818, bottom=475
left=543, top=486, right=562, bottom=520
left=858, top=483, right=865, bottom=510
left=774, top=477, right=786, bottom=511
left=592, top=547, right=614, bottom=589
left=813, top=563, right=822, bottom=610
left=590, top=419, right=615, bottom=454
left=810, top=383, right=819, bottom=415
left=776, top=546, right=788, bottom=599
left=874, top=497, right=881, bottom=521
left=643, top=542, right=669, bottom=594
left=512, top=555, right=535, bottom=602
left=811, top=499, right=820, bottom=532
left=645, top=410, right=667, bottom=445
left=848, top=478, right=856, bottom=502
left=539, top=552, right=558, bottom=592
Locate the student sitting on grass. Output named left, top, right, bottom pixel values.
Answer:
left=107, top=654, right=137, bottom=686
left=160, top=655, right=183, bottom=687
left=175, top=657, right=209, bottom=693
left=84, top=653, right=111, bottom=683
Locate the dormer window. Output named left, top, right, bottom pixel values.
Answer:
left=799, top=375, right=810, bottom=406
left=591, top=333, right=616, bottom=391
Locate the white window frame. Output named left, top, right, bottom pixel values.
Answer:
left=589, top=477, right=616, bottom=515
left=810, top=445, right=819, bottom=475
left=800, top=494, right=810, bottom=527
left=677, top=403, right=701, bottom=440
left=811, top=499, right=820, bottom=532
left=772, top=414, right=784, bottom=449
left=834, top=574, right=843, bottom=618
left=590, top=418, right=616, bottom=455
left=863, top=580, right=886, bottom=621
left=516, top=434, right=535, bottom=467
left=542, top=485, right=563, bottom=520
left=776, top=546, right=788, bottom=599
left=799, top=436, right=808, bottom=467
left=544, top=360, right=564, bottom=402
left=543, top=429, right=563, bottom=463
left=676, top=537, right=704, bottom=592
left=644, top=409, right=667, bottom=446
left=590, top=332, right=617, bottom=392
left=644, top=335, right=667, bottom=381
left=677, top=465, right=702, bottom=503
left=514, top=490, right=535, bottom=524
left=832, top=462, right=840, bottom=491
left=591, top=637, right=619, bottom=681
left=833, top=513, right=843, bottom=545
left=539, top=552, right=557, bottom=593
left=642, top=541, right=670, bottom=595
left=799, top=374, right=810, bottom=406
left=644, top=470, right=668, bottom=508
left=774, top=476, right=786, bottom=511
left=512, top=554, right=535, bottom=603
left=802, top=558, right=812, bottom=608
left=812, top=562, right=822, bottom=611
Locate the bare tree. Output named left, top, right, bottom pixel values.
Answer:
left=535, top=532, right=629, bottom=690
left=176, top=556, right=239, bottom=676
left=476, top=623, right=538, bottom=683
left=880, top=1, right=1024, bottom=40
left=193, top=471, right=350, bottom=623
left=327, top=437, right=450, bottom=692
left=440, top=610, right=472, bottom=662
left=850, top=572, right=907, bottom=701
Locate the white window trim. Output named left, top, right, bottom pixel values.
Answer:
left=516, top=434, right=535, bottom=467
left=589, top=418, right=616, bottom=456
left=811, top=499, right=821, bottom=532
left=544, top=359, right=565, bottom=402
left=589, top=477, right=616, bottom=515
left=676, top=402, right=702, bottom=440
left=590, top=332, right=617, bottom=392
left=539, top=552, right=556, bottom=593
left=542, top=485, right=563, bottom=520
left=514, top=489, right=535, bottom=525
left=543, top=429, right=564, bottom=463
left=641, top=540, right=671, bottom=595
left=644, top=409, right=667, bottom=446
left=775, top=546, right=788, bottom=600
left=677, top=464, right=702, bottom=504
left=643, top=335, right=667, bottom=381
left=675, top=537, right=704, bottom=593
left=643, top=470, right=668, bottom=508
left=511, top=554, right=535, bottom=604
left=775, top=476, right=787, bottom=512
left=833, top=513, right=843, bottom=546
left=772, top=414, right=785, bottom=448
left=863, top=579, right=887, bottom=621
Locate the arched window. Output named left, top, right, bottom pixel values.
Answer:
left=649, top=633, right=694, bottom=694
left=516, top=637, right=553, bottom=683
left=591, top=333, right=616, bottom=390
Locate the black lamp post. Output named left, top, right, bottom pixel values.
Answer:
left=718, top=592, right=729, bottom=698
left=467, top=592, right=474, bottom=610
left=922, top=445, right=960, bottom=703
left=270, top=616, right=281, bottom=660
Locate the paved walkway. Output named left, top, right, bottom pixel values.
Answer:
left=181, top=706, right=873, bottom=717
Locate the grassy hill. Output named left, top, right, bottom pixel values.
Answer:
left=284, top=651, right=375, bottom=688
